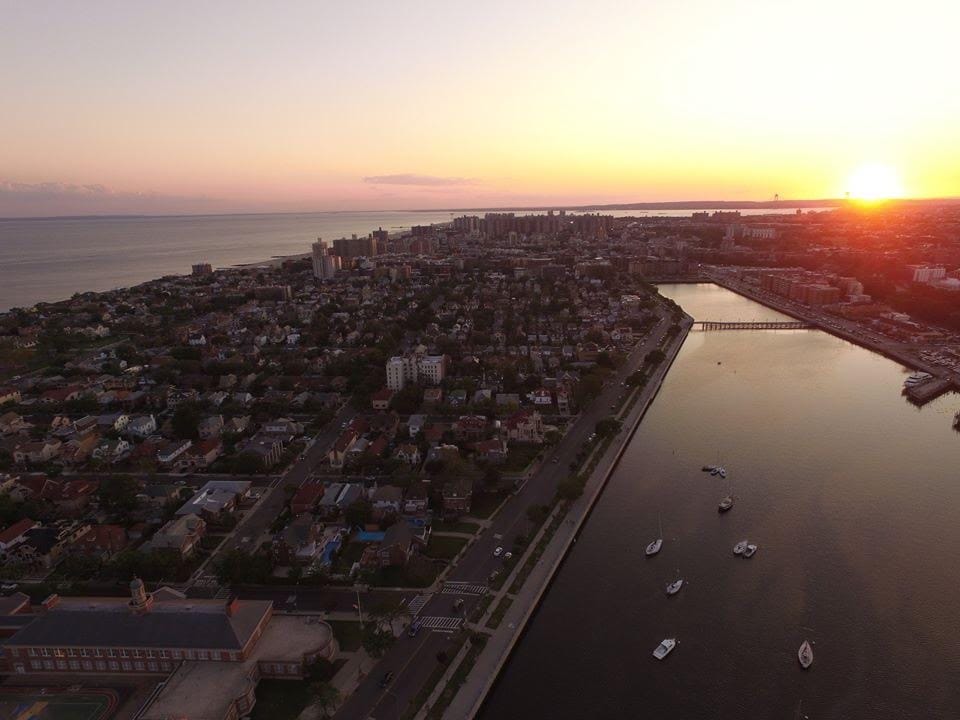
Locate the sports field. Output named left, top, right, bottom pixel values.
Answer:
left=0, top=688, right=118, bottom=720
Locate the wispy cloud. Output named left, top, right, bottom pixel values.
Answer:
left=0, top=179, right=228, bottom=218
left=362, top=173, right=478, bottom=187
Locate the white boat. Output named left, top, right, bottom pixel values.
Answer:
left=653, top=638, right=676, bottom=660
left=710, top=467, right=720, bottom=476
left=903, top=371, right=932, bottom=388
left=733, top=540, right=748, bottom=555
left=798, top=640, right=814, bottom=669
left=718, top=467, right=727, bottom=479
left=646, top=514, right=663, bottom=556
left=718, top=495, right=734, bottom=512
left=666, top=578, right=684, bottom=595
left=743, top=544, right=758, bottom=558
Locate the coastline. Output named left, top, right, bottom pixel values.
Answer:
left=701, top=272, right=960, bottom=389
left=441, top=314, right=693, bottom=719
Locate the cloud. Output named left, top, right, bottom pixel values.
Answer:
left=0, top=179, right=229, bottom=218
left=362, top=173, right=478, bottom=187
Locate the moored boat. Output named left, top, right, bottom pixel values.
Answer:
left=653, top=638, right=676, bottom=660
left=743, top=543, right=758, bottom=558
left=645, top=538, right=662, bottom=556
left=733, top=540, right=748, bottom=555
left=666, top=578, right=684, bottom=595
left=718, top=495, right=734, bottom=512
left=798, top=640, right=814, bottom=669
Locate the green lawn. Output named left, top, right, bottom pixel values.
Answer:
left=0, top=692, right=111, bottom=720
left=468, top=491, right=507, bottom=519
left=431, top=520, right=481, bottom=534
left=250, top=680, right=312, bottom=720
left=327, top=619, right=363, bottom=651
left=424, top=535, right=468, bottom=560
left=501, top=443, right=542, bottom=472
left=486, top=596, right=514, bottom=629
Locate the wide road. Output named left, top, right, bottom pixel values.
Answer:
left=335, top=311, right=673, bottom=720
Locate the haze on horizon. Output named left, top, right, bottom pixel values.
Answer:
left=2, top=0, right=959, bottom=218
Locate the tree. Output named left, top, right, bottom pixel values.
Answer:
left=99, top=476, right=140, bottom=514
left=361, top=625, right=395, bottom=658
left=644, top=348, right=666, bottom=366
left=557, top=476, right=585, bottom=501
left=172, top=402, right=202, bottom=440
left=344, top=498, right=373, bottom=528
left=595, top=418, right=622, bottom=438
left=213, top=550, right=273, bottom=585
left=310, top=681, right=341, bottom=719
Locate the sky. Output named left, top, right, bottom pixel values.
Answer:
left=1, top=0, right=959, bottom=217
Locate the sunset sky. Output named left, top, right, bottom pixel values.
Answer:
left=2, top=0, right=958, bottom=216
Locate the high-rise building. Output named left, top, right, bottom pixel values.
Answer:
left=312, top=238, right=339, bottom=280
left=385, top=352, right=446, bottom=391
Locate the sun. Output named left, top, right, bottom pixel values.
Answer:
left=846, top=163, right=904, bottom=201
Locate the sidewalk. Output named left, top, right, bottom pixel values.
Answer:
left=441, top=317, right=692, bottom=719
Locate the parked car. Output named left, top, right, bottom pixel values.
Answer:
left=493, top=546, right=503, bottom=557
left=379, top=671, right=394, bottom=688
left=408, top=620, right=422, bottom=637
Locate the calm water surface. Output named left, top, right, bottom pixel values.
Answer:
left=481, top=284, right=960, bottom=720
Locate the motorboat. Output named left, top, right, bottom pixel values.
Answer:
left=718, top=495, right=734, bottom=512
left=903, top=371, right=932, bottom=388
left=666, top=578, right=684, bottom=595
left=743, top=544, right=758, bottom=558
left=798, top=640, right=814, bottom=669
left=717, top=468, right=727, bottom=479
left=733, top=540, right=748, bottom=555
left=653, top=638, right=676, bottom=660
left=645, top=538, right=663, bottom=556
left=710, top=467, right=720, bottom=476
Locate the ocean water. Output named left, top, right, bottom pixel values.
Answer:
left=0, top=207, right=828, bottom=311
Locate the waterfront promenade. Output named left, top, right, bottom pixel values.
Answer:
left=440, top=315, right=693, bottom=719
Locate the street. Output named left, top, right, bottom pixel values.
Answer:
left=334, top=312, right=672, bottom=720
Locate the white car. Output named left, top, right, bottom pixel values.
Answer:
left=494, top=546, right=504, bottom=557
left=504, top=552, right=513, bottom=560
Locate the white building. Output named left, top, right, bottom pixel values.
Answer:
left=907, top=265, right=947, bottom=284
left=312, top=239, right=341, bottom=281
left=385, top=352, right=446, bottom=391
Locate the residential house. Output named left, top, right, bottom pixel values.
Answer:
left=74, top=524, right=128, bottom=560
left=290, top=480, right=325, bottom=516
left=503, top=410, right=545, bottom=444
left=393, top=444, right=421, bottom=467
left=359, top=522, right=427, bottom=568
left=441, top=477, right=473, bottom=518
left=0, top=518, right=38, bottom=552
left=127, top=414, right=157, bottom=439
left=143, top=514, right=206, bottom=557
left=370, top=485, right=403, bottom=519
left=176, top=480, right=251, bottom=520
left=370, top=388, right=394, bottom=411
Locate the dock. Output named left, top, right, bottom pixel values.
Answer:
left=904, top=377, right=956, bottom=405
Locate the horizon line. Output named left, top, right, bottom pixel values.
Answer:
left=3, top=196, right=959, bottom=222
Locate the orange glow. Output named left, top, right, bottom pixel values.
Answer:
left=846, top=164, right=904, bottom=202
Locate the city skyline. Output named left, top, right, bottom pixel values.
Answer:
left=3, top=0, right=959, bottom=217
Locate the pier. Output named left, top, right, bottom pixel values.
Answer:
left=694, top=320, right=810, bottom=331
left=904, top=377, right=957, bottom=405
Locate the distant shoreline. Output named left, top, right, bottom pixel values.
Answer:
left=6, top=196, right=958, bottom=222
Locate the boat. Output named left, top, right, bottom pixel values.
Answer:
left=954, top=411, right=960, bottom=431
left=903, top=371, right=933, bottom=388
left=666, top=578, right=684, bottom=595
left=710, top=467, right=720, bottom=476
left=717, top=467, right=727, bottom=479
left=733, top=540, right=748, bottom=555
left=653, top=638, right=676, bottom=660
left=798, top=640, right=814, bottom=669
left=646, top=514, right=663, bottom=556
left=743, top=544, right=758, bottom=558
left=718, top=495, right=734, bottom=512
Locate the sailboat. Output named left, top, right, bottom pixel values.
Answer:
left=645, top=514, right=663, bottom=556
left=798, top=640, right=814, bottom=669
left=666, top=569, right=684, bottom=595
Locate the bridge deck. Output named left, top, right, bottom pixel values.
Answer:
left=694, top=320, right=810, bottom=330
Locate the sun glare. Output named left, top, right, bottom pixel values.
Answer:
left=846, top=163, right=904, bottom=201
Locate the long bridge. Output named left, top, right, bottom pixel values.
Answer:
left=694, top=320, right=811, bottom=330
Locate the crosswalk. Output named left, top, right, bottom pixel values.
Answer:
left=417, top=616, right=463, bottom=632
left=441, top=582, right=488, bottom=596
left=406, top=594, right=430, bottom=616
